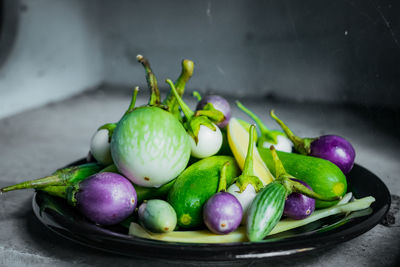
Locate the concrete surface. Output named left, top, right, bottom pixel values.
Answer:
left=0, top=88, right=399, bottom=266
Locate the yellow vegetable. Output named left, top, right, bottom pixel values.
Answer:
left=227, top=117, right=274, bottom=185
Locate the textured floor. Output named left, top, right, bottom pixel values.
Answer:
left=0, top=87, right=399, bottom=266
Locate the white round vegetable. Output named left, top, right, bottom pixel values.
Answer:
left=261, top=135, right=293, bottom=153
left=227, top=183, right=257, bottom=223
left=189, top=124, right=223, bottom=158
left=90, top=129, right=113, bottom=165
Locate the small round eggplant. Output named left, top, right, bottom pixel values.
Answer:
left=76, top=172, right=137, bottom=225
left=138, top=199, right=177, bottom=233
left=90, top=129, right=113, bottom=165
left=310, top=135, right=355, bottom=174
left=203, top=192, right=243, bottom=234
left=227, top=183, right=256, bottom=222
left=196, top=95, right=231, bottom=128
left=284, top=179, right=315, bottom=220
left=189, top=124, right=223, bottom=158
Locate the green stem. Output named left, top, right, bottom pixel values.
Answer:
left=1, top=175, right=60, bottom=193
left=270, top=110, right=312, bottom=155
left=290, top=178, right=341, bottom=201
left=269, top=146, right=286, bottom=179
left=236, top=101, right=268, bottom=134
left=242, top=125, right=256, bottom=177
left=217, top=162, right=230, bottom=192
left=192, top=91, right=202, bottom=101
left=233, top=124, right=264, bottom=192
left=174, top=59, right=194, bottom=96
left=0, top=163, right=102, bottom=193
left=136, top=55, right=160, bottom=106
left=125, top=86, right=140, bottom=114
left=166, top=79, right=194, bottom=120
left=163, top=59, right=194, bottom=116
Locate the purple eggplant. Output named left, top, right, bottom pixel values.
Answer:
left=270, top=110, right=355, bottom=174
left=40, top=172, right=137, bottom=225
left=195, top=94, right=231, bottom=128
left=203, top=192, right=243, bottom=234
left=284, top=179, right=315, bottom=220
left=203, top=162, right=243, bottom=234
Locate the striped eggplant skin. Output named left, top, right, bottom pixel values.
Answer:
left=246, top=181, right=287, bottom=242
left=111, top=106, right=191, bottom=187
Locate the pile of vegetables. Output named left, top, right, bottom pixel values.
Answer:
left=1, top=56, right=374, bottom=243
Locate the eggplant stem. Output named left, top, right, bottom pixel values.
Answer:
left=1, top=175, right=61, bottom=193
left=290, top=178, right=342, bottom=201
left=174, top=59, right=194, bottom=96
left=125, top=86, right=140, bottom=114
left=166, top=79, right=194, bottom=119
left=269, top=146, right=287, bottom=179
left=242, top=125, right=257, bottom=177
left=236, top=101, right=279, bottom=144
left=236, top=101, right=269, bottom=132
left=270, top=110, right=310, bottom=155
left=163, top=59, right=194, bottom=115
left=136, top=55, right=160, bottom=106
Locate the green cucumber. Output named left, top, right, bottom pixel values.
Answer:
left=246, top=181, right=287, bottom=242
left=258, top=147, right=347, bottom=208
left=167, top=156, right=241, bottom=229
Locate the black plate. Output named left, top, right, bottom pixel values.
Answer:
left=32, top=163, right=390, bottom=261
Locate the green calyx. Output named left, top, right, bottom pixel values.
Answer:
left=194, top=103, right=225, bottom=125
left=236, top=101, right=285, bottom=146
left=270, top=110, right=315, bottom=155
left=163, top=59, right=194, bottom=119
left=216, top=162, right=230, bottom=192
left=38, top=183, right=79, bottom=206
left=269, top=146, right=341, bottom=201
left=234, top=125, right=264, bottom=193
left=166, top=79, right=217, bottom=144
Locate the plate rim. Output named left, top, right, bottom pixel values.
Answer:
left=32, top=162, right=391, bottom=261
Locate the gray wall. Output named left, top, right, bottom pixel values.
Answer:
left=1, top=0, right=399, bottom=118
left=94, top=0, right=400, bottom=106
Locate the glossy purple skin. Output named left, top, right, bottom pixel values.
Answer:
left=76, top=172, right=137, bottom=225
left=196, top=95, right=231, bottom=128
left=203, top=192, right=243, bottom=234
left=310, top=135, right=356, bottom=174
left=284, top=179, right=315, bottom=220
